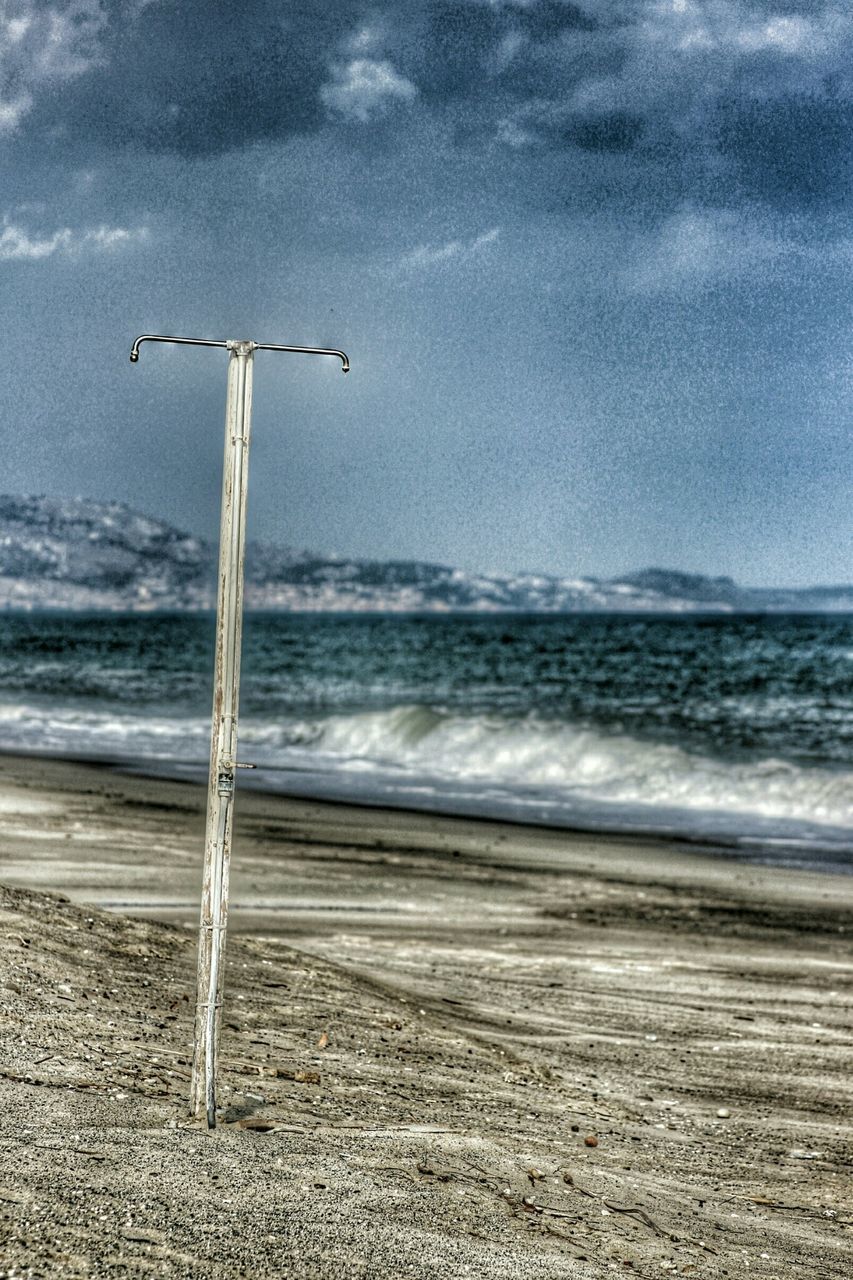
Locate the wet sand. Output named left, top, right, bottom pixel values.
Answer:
left=0, top=752, right=851, bottom=1278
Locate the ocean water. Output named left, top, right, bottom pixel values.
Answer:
left=0, top=612, right=850, bottom=872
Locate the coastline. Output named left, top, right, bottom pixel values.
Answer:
left=1, top=753, right=851, bottom=1276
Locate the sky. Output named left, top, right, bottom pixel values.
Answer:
left=0, top=0, right=850, bottom=586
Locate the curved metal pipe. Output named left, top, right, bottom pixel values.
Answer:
left=130, top=334, right=349, bottom=372
left=130, top=335, right=228, bottom=362
left=255, top=342, right=349, bottom=373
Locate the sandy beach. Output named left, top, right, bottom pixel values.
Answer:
left=0, top=752, right=850, bottom=1278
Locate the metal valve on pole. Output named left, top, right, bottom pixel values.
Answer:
left=130, top=333, right=349, bottom=1127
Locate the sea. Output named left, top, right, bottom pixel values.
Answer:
left=0, top=612, right=850, bottom=873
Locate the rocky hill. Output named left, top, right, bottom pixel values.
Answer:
left=0, top=495, right=849, bottom=613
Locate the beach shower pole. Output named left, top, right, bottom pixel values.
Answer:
left=130, top=334, right=349, bottom=1127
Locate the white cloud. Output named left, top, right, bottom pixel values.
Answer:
left=496, top=116, right=536, bottom=148
left=346, top=24, right=385, bottom=55
left=649, top=1, right=845, bottom=66
left=400, top=227, right=500, bottom=270
left=82, top=224, right=144, bottom=249
left=5, top=13, right=30, bottom=41
left=735, top=15, right=825, bottom=56
left=0, top=218, right=148, bottom=261
left=320, top=58, right=417, bottom=123
left=488, top=29, right=526, bottom=74
left=626, top=206, right=789, bottom=292
left=0, top=222, right=70, bottom=259
left=0, top=0, right=106, bottom=135
left=496, top=4, right=853, bottom=151
left=0, top=90, right=32, bottom=133
left=36, top=1, right=105, bottom=78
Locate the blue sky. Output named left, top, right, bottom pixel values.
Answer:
left=1, top=0, right=850, bottom=584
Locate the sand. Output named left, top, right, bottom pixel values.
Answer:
left=0, top=752, right=850, bottom=1278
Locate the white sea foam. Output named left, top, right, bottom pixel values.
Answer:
left=2, top=700, right=849, bottom=835
left=306, top=705, right=853, bottom=829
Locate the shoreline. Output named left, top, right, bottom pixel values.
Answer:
left=1, top=752, right=851, bottom=1276
left=1, top=750, right=852, bottom=918
left=2, top=744, right=851, bottom=881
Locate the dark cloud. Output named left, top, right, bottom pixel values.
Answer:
left=27, top=0, right=603, bottom=156
left=513, top=1, right=597, bottom=40
left=9, top=0, right=851, bottom=223
left=716, top=93, right=853, bottom=205
left=28, top=0, right=338, bottom=155
left=385, top=1, right=597, bottom=110
left=419, top=3, right=505, bottom=96
left=565, top=111, right=645, bottom=154
left=417, top=0, right=595, bottom=76
left=420, top=2, right=853, bottom=212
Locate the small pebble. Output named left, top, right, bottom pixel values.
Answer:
left=584, top=1135, right=599, bottom=1148
left=716, top=1108, right=730, bottom=1118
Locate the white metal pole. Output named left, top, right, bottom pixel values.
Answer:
left=129, top=333, right=349, bottom=1127
left=191, top=340, right=254, bottom=1126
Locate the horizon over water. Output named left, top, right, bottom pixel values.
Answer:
left=0, top=612, right=850, bottom=874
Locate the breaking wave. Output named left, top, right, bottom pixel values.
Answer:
left=301, top=705, right=853, bottom=830
left=1, top=700, right=850, bottom=844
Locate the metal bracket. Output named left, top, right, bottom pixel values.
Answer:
left=130, top=334, right=349, bottom=371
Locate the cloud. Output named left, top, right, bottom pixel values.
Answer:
left=0, top=218, right=148, bottom=260
left=2, top=0, right=850, bottom=223
left=716, top=92, right=853, bottom=205
left=566, top=110, right=644, bottom=153
left=21, top=0, right=332, bottom=155
left=0, top=92, right=31, bottom=133
left=0, top=222, right=70, bottom=259
left=0, top=0, right=107, bottom=135
left=487, top=2, right=853, bottom=204
left=662, top=4, right=840, bottom=59
left=81, top=224, right=147, bottom=249
left=734, top=15, right=824, bottom=55
left=626, top=206, right=792, bottom=292
left=321, top=59, right=417, bottom=123
left=400, top=227, right=500, bottom=269
left=388, top=1, right=595, bottom=107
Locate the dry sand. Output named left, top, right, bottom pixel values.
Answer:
left=0, top=752, right=850, bottom=1278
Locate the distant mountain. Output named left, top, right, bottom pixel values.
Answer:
left=0, top=495, right=850, bottom=614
